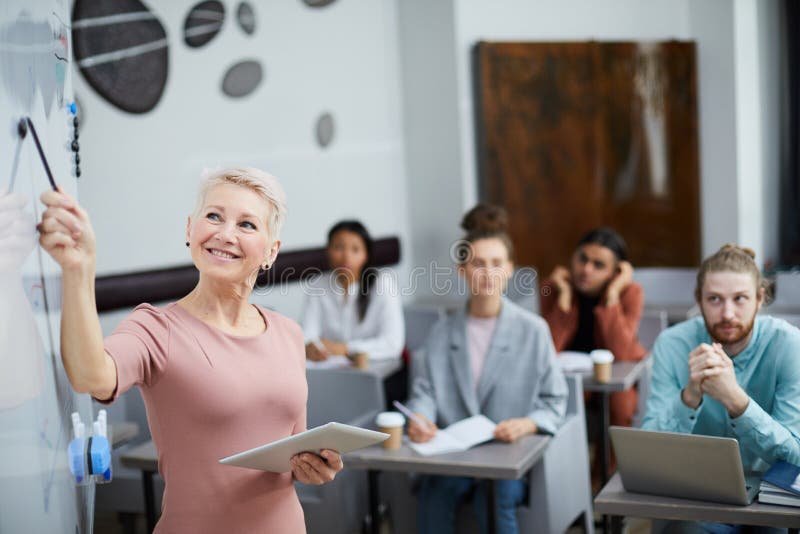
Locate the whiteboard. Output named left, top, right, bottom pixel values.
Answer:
left=0, top=1, right=95, bottom=532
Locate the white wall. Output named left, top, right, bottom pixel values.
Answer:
left=401, top=0, right=785, bottom=283
left=688, top=0, right=739, bottom=257
left=76, top=0, right=409, bottom=320
left=81, top=0, right=787, bottom=326
left=396, top=0, right=463, bottom=277
left=756, top=0, right=785, bottom=267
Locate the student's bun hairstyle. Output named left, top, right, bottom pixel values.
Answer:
left=456, top=203, right=514, bottom=263
left=694, top=243, right=768, bottom=303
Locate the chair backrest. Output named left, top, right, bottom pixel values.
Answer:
left=564, top=373, right=583, bottom=418
left=633, top=357, right=655, bottom=428
left=638, top=309, right=669, bottom=350
left=505, top=267, right=540, bottom=314
left=769, top=313, right=800, bottom=329
left=403, top=306, right=444, bottom=352
left=772, top=272, right=800, bottom=311
left=634, top=267, right=697, bottom=308
left=305, top=369, right=384, bottom=429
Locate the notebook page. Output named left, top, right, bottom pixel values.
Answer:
left=443, top=415, right=496, bottom=449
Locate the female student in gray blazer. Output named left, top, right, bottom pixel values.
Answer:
left=406, top=204, right=568, bottom=534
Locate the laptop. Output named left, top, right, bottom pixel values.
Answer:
left=610, top=426, right=759, bottom=505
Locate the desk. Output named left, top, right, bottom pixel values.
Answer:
left=567, top=358, right=650, bottom=487
left=595, top=473, right=800, bottom=533
left=109, top=421, right=139, bottom=449
left=309, top=358, right=402, bottom=380
left=119, top=440, right=158, bottom=533
left=345, top=435, right=551, bottom=534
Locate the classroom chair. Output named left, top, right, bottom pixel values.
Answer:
left=630, top=310, right=667, bottom=428
left=505, top=267, right=540, bottom=315
left=403, top=305, right=445, bottom=353
left=299, top=369, right=385, bottom=534
left=770, top=271, right=800, bottom=313
left=637, top=309, right=669, bottom=351
left=634, top=267, right=697, bottom=319
left=770, top=313, right=800, bottom=329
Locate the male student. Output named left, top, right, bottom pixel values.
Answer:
left=643, top=244, right=800, bottom=495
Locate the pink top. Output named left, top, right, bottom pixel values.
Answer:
left=466, top=315, right=498, bottom=391
left=101, top=302, right=307, bottom=533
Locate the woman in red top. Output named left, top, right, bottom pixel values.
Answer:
left=540, top=228, right=647, bottom=427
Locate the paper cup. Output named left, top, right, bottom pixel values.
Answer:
left=350, top=352, right=369, bottom=370
left=590, top=349, right=614, bottom=384
left=376, top=411, right=405, bottom=450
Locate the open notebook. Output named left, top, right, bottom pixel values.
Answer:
left=409, top=415, right=496, bottom=456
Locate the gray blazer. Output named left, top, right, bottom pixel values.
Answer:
left=407, top=298, right=567, bottom=435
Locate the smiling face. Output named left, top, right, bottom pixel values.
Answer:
left=570, top=243, right=619, bottom=296
left=699, top=271, right=763, bottom=346
left=186, top=183, right=278, bottom=285
left=459, top=237, right=514, bottom=297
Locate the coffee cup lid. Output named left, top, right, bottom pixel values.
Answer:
left=376, top=411, right=405, bottom=428
left=590, top=349, right=614, bottom=364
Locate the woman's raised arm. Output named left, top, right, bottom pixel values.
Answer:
left=38, top=189, right=116, bottom=399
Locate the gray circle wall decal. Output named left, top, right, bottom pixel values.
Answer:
left=221, top=59, right=263, bottom=98
left=237, top=3, right=255, bottom=35
left=315, top=112, right=335, bottom=148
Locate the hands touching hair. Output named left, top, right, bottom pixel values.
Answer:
left=605, top=260, right=634, bottom=306
left=548, top=266, right=573, bottom=312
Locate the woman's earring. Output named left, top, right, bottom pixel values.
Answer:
left=185, top=242, right=190, bottom=247
left=262, top=262, right=270, bottom=271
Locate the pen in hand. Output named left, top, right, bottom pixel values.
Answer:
left=392, top=401, right=435, bottom=431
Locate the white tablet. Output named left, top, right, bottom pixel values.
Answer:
left=219, top=422, right=389, bottom=473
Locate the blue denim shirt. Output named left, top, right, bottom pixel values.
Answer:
left=642, top=315, right=800, bottom=473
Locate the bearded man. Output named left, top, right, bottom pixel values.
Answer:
left=642, top=244, right=800, bottom=475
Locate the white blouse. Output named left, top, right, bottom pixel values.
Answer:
left=300, top=270, right=405, bottom=361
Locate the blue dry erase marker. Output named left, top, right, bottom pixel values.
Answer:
left=67, top=412, right=86, bottom=484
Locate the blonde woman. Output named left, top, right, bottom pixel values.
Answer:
left=37, top=168, right=343, bottom=533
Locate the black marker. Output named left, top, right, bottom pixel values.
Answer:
left=18, top=117, right=58, bottom=191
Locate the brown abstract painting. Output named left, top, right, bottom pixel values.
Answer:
left=474, top=41, right=701, bottom=274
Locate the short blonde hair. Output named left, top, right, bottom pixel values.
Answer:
left=194, top=167, right=287, bottom=239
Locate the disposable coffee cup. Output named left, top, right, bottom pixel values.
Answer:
left=590, top=349, right=614, bottom=383
left=376, top=411, right=405, bottom=450
left=350, top=352, right=369, bottom=370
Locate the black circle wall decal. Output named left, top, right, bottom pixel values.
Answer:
left=302, top=0, right=338, bottom=8
left=72, top=0, right=168, bottom=114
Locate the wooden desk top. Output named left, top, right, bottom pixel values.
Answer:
left=595, top=473, right=800, bottom=529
